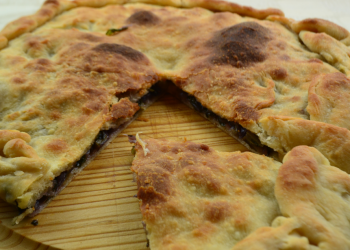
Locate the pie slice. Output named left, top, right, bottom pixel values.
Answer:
left=131, top=137, right=282, bottom=249
left=1, top=0, right=350, bottom=223
left=131, top=138, right=350, bottom=249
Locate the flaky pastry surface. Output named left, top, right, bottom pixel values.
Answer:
left=132, top=139, right=350, bottom=250
left=1, top=0, right=350, bottom=218
left=131, top=138, right=281, bottom=250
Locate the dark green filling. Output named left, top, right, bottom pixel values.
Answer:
left=183, top=92, right=272, bottom=155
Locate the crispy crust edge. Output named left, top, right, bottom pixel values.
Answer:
left=1, top=1, right=349, bottom=51
left=0, top=0, right=285, bottom=50
left=291, top=18, right=350, bottom=45
left=0, top=0, right=76, bottom=48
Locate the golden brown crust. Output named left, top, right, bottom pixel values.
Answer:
left=0, top=3, right=163, bottom=212
left=74, top=0, right=127, bottom=8
left=131, top=138, right=281, bottom=250
left=299, top=31, right=350, bottom=75
left=232, top=217, right=308, bottom=250
left=292, top=18, right=350, bottom=42
left=266, top=15, right=294, bottom=29
left=1, top=0, right=350, bottom=226
left=235, top=146, right=350, bottom=249
left=258, top=116, right=350, bottom=173
left=0, top=130, right=31, bottom=154
left=307, top=72, right=350, bottom=129
left=0, top=0, right=284, bottom=48
left=74, top=0, right=283, bottom=18
left=0, top=130, right=54, bottom=209
left=0, top=35, right=7, bottom=50
left=179, top=0, right=283, bottom=19
left=274, top=146, right=350, bottom=249
left=0, top=0, right=75, bottom=42
left=132, top=140, right=350, bottom=249
left=167, top=15, right=338, bottom=133
left=110, top=98, right=140, bottom=120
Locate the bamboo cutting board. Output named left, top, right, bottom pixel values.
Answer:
left=0, top=95, right=248, bottom=250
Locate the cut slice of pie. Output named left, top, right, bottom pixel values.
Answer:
left=130, top=137, right=282, bottom=250
left=1, top=0, right=350, bottom=223
left=131, top=138, right=350, bottom=249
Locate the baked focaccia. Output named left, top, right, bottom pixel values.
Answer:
left=1, top=0, right=350, bottom=222
left=131, top=139, right=350, bottom=250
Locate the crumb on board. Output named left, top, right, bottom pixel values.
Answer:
left=31, top=219, right=39, bottom=226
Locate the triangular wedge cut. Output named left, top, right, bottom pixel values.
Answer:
left=131, top=139, right=350, bottom=250
left=1, top=0, right=350, bottom=223
left=131, top=138, right=282, bottom=249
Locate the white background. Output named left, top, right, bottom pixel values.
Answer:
left=0, top=0, right=350, bottom=32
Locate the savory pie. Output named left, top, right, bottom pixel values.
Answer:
left=131, top=138, right=350, bottom=250
left=0, top=0, right=350, bottom=227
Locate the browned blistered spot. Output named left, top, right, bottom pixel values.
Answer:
left=192, top=224, right=216, bottom=238
left=178, top=152, right=196, bottom=166
left=235, top=102, right=259, bottom=121
left=279, top=161, right=317, bottom=191
left=160, top=145, right=170, bottom=153
left=25, top=58, right=53, bottom=72
left=27, top=39, right=41, bottom=49
left=67, top=115, right=90, bottom=130
left=171, top=146, right=181, bottom=154
left=82, top=101, right=105, bottom=115
left=270, top=68, right=287, bottom=80
left=37, top=58, right=51, bottom=66
left=155, top=158, right=176, bottom=172
left=49, top=110, right=61, bottom=120
left=209, top=22, right=270, bottom=68
left=110, top=98, right=140, bottom=120
left=204, top=201, right=230, bottom=223
left=279, top=148, right=318, bottom=191
left=45, top=139, right=68, bottom=154
left=137, top=167, right=172, bottom=199
left=138, top=186, right=167, bottom=208
left=200, top=144, right=210, bottom=151
left=92, top=43, right=145, bottom=62
left=321, top=72, right=350, bottom=91
left=126, top=10, right=160, bottom=26
left=183, top=165, right=222, bottom=194
left=39, top=7, right=54, bottom=17
left=186, top=142, right=212, bottom=153
left=11, top=77, right=26, bottom=84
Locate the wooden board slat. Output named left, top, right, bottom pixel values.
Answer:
left=0, top=95, right=248, bottom=249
